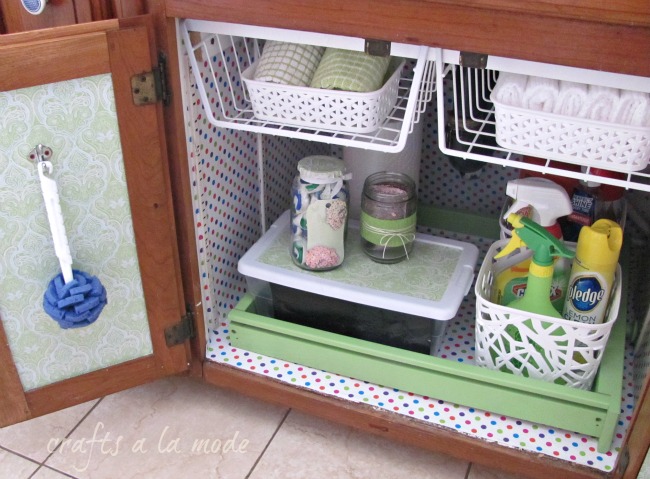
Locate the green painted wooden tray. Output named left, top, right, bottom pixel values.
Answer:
left=229, top=205, right=625, bottom=453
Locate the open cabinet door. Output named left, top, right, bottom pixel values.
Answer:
left=0, top=19, right=191, bottom=426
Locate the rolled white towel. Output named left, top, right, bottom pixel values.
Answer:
left=610, top=89, right=650, bottom=127
left=522, top=76, right=559, bottom=112
left=552, top=81, right=588, bottom=117
left=491, top=72, right=528, bottom=107
left=579, top=85, right=620, bottom=122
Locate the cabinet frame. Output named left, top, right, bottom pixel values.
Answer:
left=165, top=0, right=650, bottom=77
left=160, top=5, right=650, bottom=479
left=1, top=3, right=649, bottom=479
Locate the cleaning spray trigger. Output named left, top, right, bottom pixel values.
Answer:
left=494, top=228, right=526, bottom=260
left=502, top=177, right=573, bottom=238
left=502, top=214, right=574, bottom=317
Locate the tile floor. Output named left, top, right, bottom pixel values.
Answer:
left=0, top=377, right=527, bottom=479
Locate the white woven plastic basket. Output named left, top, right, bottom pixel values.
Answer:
left=242, top=59, right=404, bottom=134
left=491, top=97, right=650, bottom=172
left=474, top=240, right=621, bottom=390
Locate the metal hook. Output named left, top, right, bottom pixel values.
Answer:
left=29, top=144, right=54, bottom=175
left=28, top=144, right=53, bottom=164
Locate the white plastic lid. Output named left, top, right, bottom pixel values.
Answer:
left=238, top=211, right=479, bottom=321
left=298, top=156, right=346, bottom=184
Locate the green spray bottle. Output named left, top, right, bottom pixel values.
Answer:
left=493, top=214, right=575, bottom=377
left=495, top=214, right=574, bottom=318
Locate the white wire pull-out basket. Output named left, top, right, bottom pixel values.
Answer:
left=180, top=19, right=436, bottom=153
left=435, top=49, right=650, bottom=192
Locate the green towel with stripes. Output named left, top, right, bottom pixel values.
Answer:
left=310, top=48, right=391, bottom=92
left=254, top=41, right=325, bottom=87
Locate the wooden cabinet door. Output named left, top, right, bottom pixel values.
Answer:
left=0, top=0, right=96, bottom=33
left=0, top=19, right=190, bottom=426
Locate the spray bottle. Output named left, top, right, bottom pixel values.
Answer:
left=495, top=214, right=574, bottom=317
left=493, top=178, right=573, bottom=311
left=563, top=219, right=622, bottom=324
left=492, top=215, right=575, bottom=377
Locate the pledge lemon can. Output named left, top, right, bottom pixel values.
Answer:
left=562, top=219, right=622, bottom=324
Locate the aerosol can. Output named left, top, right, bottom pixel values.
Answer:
left=563, top=219, right=622, bottom=324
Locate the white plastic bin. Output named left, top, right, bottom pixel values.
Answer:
left=474, top=239, right=621, bottom=390
left=238, top=211, right=479, bottom=354
left=242, top=59, right=405, bottom=133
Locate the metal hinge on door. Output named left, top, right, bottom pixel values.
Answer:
left=131, top=52, right=171, bottom=106
left=164, top=306, right=196, bottom=347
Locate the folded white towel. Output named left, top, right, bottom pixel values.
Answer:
left=610, top=89, right=650, bottom=127
left=552, top=81, right=588, bottom=117
left=579, top=85, right=620, bottom=122
left=491, top=72, right=528, bottom=107
left=522, top=76, right=559, bottom=112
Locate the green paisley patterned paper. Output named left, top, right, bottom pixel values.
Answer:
left=0, top=74, right=153, bottom=391
left=259, top=225, right=462, bottom=301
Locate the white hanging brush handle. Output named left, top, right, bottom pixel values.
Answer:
left=32, top=146, right=74, bottom=284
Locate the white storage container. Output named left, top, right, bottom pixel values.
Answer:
left=434, top=49, right=650, bottom=191
left=491, top=97, right=650, bottom=173
left=242, top=59, right=405, bottom=133
left=474, top=239, right=622, bottom=390
left=238, top=210, right=479, bottom=354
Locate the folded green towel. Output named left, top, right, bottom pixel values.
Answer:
left=254, top=41, right=325, bottom=87
left=309, top=48, right=391, bottom=93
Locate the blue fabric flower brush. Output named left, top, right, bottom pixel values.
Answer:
left=32, top=145, right=107, bottom=329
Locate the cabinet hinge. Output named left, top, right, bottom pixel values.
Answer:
left=365, top=39, right=391, bottom=57
left=459, top=51, right=488, bottom=69
left=164, top=306, right=195, bottom=347
left=131, top=52, right=171, bottom=106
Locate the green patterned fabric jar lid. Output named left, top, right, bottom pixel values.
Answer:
left=297, top=156, right=346, bottom=184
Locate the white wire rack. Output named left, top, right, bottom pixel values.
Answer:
left=436, top=49, right=650, bottom=193
left=180, top=19, right=436, bottom=153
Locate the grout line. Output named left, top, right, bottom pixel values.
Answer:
left=0, top=445, right=43, bottom=472
left=0, top=445, right=46, bottom=479
left=244, top=408, right=291, bottom=479
left=40, top=397, right=105, bottom=465
left=31, top=464, right=80, bottom=479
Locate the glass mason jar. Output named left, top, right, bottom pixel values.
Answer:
left=290, top=156, right=349, bottom=271
left=360, top=171, right=417, bottom=263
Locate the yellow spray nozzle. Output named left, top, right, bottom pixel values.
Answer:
left=494, top=214, right=526, bottom=260
left=494, top=213, right=573, bottom=266
left=506, top=213, right=524, bottom=229
left=494, top=230, right=524, bottom=260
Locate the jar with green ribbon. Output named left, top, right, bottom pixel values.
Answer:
left=360, top=171, right=417, bottom=263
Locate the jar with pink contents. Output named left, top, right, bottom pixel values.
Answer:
left=360, top=171, right=417, bottom=263
left=290, top=156, right=349, bottom=271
